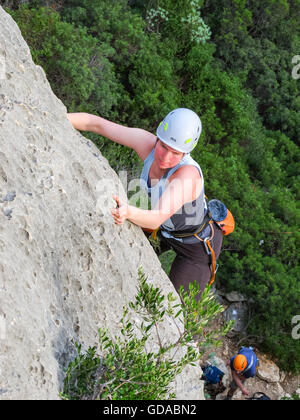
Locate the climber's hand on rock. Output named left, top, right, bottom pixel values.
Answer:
left=242, top=387, right=250, bottom=396
left=110, top=195, right=129, bottom=225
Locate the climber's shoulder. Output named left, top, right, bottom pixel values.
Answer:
left=127, top=127, right=157, bottom=161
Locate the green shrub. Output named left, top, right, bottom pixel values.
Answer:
left=61, top=269, right=232, bottom=400
left=8, top=4, right=120, bottom=116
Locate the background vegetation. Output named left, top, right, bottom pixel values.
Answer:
left=3, top=0, right=299, bottom=372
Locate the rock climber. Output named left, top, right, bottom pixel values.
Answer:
left=67, top=109, right=223, bottom=298
left=226, top=347, right=259, bottom=399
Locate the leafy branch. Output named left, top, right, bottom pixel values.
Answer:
left=61, top=267, right=232, bottom=400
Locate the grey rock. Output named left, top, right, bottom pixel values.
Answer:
left=223, top=303, right=248, bottom=333
left=2, top=207, right=13, bottom=219
left=0, top=191, right=16, bottom=203
left=0, top=7, right=204, bottom=400
left=256, top=353, right=280, bottom=383
left=225, top=291, right=246, bottom=302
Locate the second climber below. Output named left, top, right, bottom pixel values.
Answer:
left=67, top=108, right=223, bottom=298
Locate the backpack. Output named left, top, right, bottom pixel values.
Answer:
left=247, top=392, right=271, bottom=400
left=208, top=199, right=235, bottom=236
left=202, top=365, right=225, bottom=385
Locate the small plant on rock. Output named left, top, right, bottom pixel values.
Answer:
left=61, top=268, right=233, bottom=400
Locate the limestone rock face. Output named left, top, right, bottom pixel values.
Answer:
left=257, top=354, right=281, bottom=384
left=0, top=7, right=204, bottom=400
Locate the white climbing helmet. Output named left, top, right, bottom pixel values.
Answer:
left=156, top=108, right=202, bottom=154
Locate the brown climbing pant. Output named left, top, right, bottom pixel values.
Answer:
left=144, top=222, right=223, bottom=300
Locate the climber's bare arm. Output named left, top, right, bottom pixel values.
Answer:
left=67, top=112, right=155, bottom=161
left=111, top=166, right=202, bottom=230
left=231, top=371, right=249, bottom=396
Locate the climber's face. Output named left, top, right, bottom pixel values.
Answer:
left=154, top=140, right=184, bottom=169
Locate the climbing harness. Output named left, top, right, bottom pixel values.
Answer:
left=194, top=221, right=218, bottom=286
left=161, top=217, right=218, bottom=286
left=146, top=198, right=235, bottom=286
left=151, top=227, right=159, bottom=240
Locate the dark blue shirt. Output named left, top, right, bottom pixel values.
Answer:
left=230, top=347, right=258, bottom=378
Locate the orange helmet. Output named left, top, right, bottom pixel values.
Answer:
left=233, top=354, right=247, bottom=372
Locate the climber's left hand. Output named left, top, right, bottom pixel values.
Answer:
left=110, top=195, right=129, bottom=225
